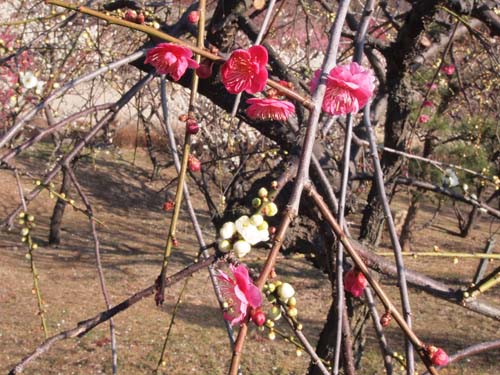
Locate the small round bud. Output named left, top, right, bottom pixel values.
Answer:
left=251, top=309, right=266, bottom=327
left=187, top=10, right=200, bottom=24
left=172, top=238, right=179, bottom=247
left=21, top=227, right=29, bottom=236
left=252, top=197, right=262, bottom=208
left=27, top=214, right=35, bottom=222
left=196, top=61, right=213, bottom=79
left=269, top=306, right=281, bottom=321
left=217, top=239, right=232, bottom=253
left=380, top=312, right=392, bottom=327
left=21, top=237, right=27, bottom=242
left=188, top=155, right=201, bottom=173
left=124, top=9, right=137, bottom=22
left=287, top=307, right=298, bottom=317
left=263, top=202, right=278, bottom=217
left=18, top=219, right=25, bottom=225
left=296, top=349, right=303, bottom=357
left=222, top=301, right=229, bottom=309
left=287, top=296, right=297, bottom=307
left=186, top=119, right=200, bottom=135
left=219, top=221, right=236, bottom=239
left=267, top=283, right=276, bottom=293
left=179, top=114, right=188, bottom=122
left=277, top=283, right=295, bottom=301
left=258, top=187, right=268, bottom=198
left=265, top=319, right=274, bottom=328
left=19, top=212, right=26, bottom=218
left=136, top=13, right=145, bottom=24
left=268, top=331, right=276, bottom=341
left=35, top=180, right=41, bottom=186
left=296, top=323, right=303, bottom=330
left=32, top=243, right=38, bottom=250
left=271, top=180, right=278, bottom=189
left=233, top=240, right=251, bottom=258
left=25, top=253, right=31, bottom=260
left=69, top=199, right=75, bottom=205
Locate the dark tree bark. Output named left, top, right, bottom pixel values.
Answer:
left=359, top=0, right=444, bottom=246
left=48, top=166, right=73, bottom=245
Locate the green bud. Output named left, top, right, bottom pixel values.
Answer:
left=18, top=219, right=25, bottom=225
left=252, top=197, right=262, bottom=208
left=269, top=306, right=281, bottom=321
left=27, top=214, right=35, bottom=222
left=267, top=283, right=276, bottom=293
left=287, top=307, right=298, bottom=317
left=258, top=187, right=268, bottom=198
left=263, top=202, right=278, bottom=217
left=287, top=296, right=297, bottom=307
left=32, top=243, right=38, bottom=250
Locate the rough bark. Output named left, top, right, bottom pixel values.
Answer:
left=48, top=166, right=73, bottom=245
left=359, top=0, right=444, bottom=246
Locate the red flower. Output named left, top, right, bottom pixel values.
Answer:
left=427, top=346, right=449, bottom=366
left=246, top=98, right=295, bottom=121
left=145, top=43, right=199, bottom=81
left=188, top=154, right=201, bottom=172
left=441, top=64, right=455, bottom=75
left=418, top=114, right=430, bottom=123
left=251, top=308, right=266, bottom=327
left=422, top=100, right=434, bottom=107
left=162, top=200, right=175, bottom=211
left=218, top=264, right=263, bottom=326
left=310, top=62, right=375, bottom=116
left=188, top=10, right=200, bottom=24
left=344, top=269, right=367, bottom=297
left=221, top=45, right=268, bottom=94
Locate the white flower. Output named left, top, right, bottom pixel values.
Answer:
left=20, top=71, right=38, bottom=89
left=235, top=215, right=269, bottom=245
left=219, top=221, right=236, bottom=240
left=35, top=80, right=45, bottom=95
left=277, top=283, right=295, bottom=301
left=233, top=240, right=251, bottom=258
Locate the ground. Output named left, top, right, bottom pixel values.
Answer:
left=0, top=147, right=499, bottom=375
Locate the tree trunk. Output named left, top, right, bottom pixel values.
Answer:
left=399, top=192, right=421, bottom=252
left=48, top=167, right=72, bottom=245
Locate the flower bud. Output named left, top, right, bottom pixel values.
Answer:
left=268, top=331, right=276, bottom=340
left=269, top=306, right=281, bottom=321
left=188, top=155, right=201, bottom=172
left=124, top=9, right=137, bottom=22
left=258, top=187, right=268, bottom=198
left=186, top=119, right=199, bottom=134
left=287, top=307, right=298, bottom=317
left=219, top=222, right=236, bottom=239
left=287, top=296, right=297, bottom=307
left=136, top=13, right=145, bottom=24
left=21, top=227, right=29, bottom=236
left=251, top=309, right=266, bottom=327
left=187, top=10, right=200, bottom=24
left=196, top=61, right=213, bottom=79
left=27, top=214, right=35, bottom=222
left=233, top=240, right=251, bottom=258
left=252, top=197, right=262, bottom=208
left=263, top=202, right=278, bottom=217
left=218, top=239, right=232, bottom=253
left=257, top=221, right=268, bottom=231
left=427, top=346, right=449, bottom=366
left=163, top=201, right=175, bottom=211
left=277, top=283, right=295, bottom=301
left=380, top=312, right=392, bottom=327
left=296, top=349, right=303, bottom=357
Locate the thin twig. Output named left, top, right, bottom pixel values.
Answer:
left=65, top=166, right=118, bottom=374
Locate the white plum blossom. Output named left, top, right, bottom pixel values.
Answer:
left=235, top=215, right=269, bottom=245
left=20, top=71, right=38, bottom=89
left=233, top=240, right=252, bottom=258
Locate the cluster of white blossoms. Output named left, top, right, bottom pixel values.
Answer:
left=217, top=188, right=278, bottom=258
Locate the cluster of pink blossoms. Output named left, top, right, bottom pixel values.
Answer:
left=145, top=42, right=376, bottom=122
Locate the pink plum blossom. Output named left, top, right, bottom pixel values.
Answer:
left=144, top=43, right=199, bottom=81
left=218, top=264, right=263, bottom=325
left=418, top=114, right=430, bottom=123
left=246, top=98, right=295, bottom=121
left=344, top=269, right=367, bottom=297
left=441, top=64, right=455, bottom=75
left=221, top=45, right=268, bottom=94
left=310, top=62, right=375, bottom=116
left=422, top=100, right=434, bottom=107
left=426, top=82, right=437, bottom=90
